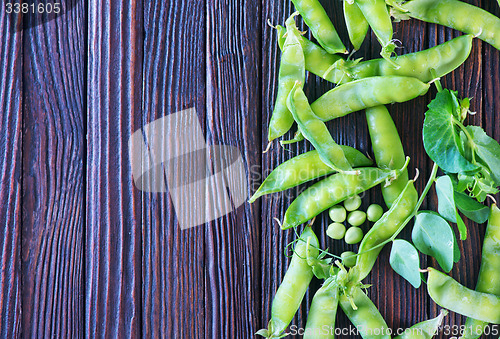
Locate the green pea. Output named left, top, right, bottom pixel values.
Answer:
left=341, top=251, right=357, bottom=268
left=344, top=195, right=362, bottom=211
left=345, top=227, right=364, bottom=244
left=329, top=205, right=347, bottom=223
left=367, top=204, right=384, bottom=222
left=347, top=211, right=366, bottom=227
left=326, top=223, right=346, bottom=240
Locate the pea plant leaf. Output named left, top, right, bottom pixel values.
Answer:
left=412, top=212, right=455, bottom=273
left=435, top=175, right=457, bottom=223
left=390, top=240, right=421, bottom=288
left=423, top=90, right=479, bottom=174
left=453, top=228, right=461, bottom=263
left=466, top=126, right=500, bottom=185
left=454, top=191, right=489, bottom=224
left=456, top=210, right=467, bottom=241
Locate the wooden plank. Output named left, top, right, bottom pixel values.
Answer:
left=205, top=0, right=262, bottom=337
left=0, top=10, right=22, bottom=339
left=21, top=4, right=85, bottom=337
left=141, top=1, right=206, bottom=338
left=86, top=0, right=143, bottom=337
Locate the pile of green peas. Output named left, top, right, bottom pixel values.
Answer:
left=326, top=195, right=384, bottom=267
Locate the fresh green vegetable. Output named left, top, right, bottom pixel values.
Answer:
left=344, top=195, right=362, bottom=211
left=426, top=267, right=500, bottom=324
left=249, top=148, right=372, bottom=203
left=287, top=82, right=352, bottom=171
left=345, top=227, right=364, bottom=244
left=394, top=310, right=448, bottom=339
left=311, top=76, right=430, bottom=122
left=461, top=205, right=500, bottom=338
left=327, top=222, right=346, bottom=240
left=329, top=205, right=347, bottom=223
left=344, top=1, right=369, bottom=50
left=341, top=251, right=357, bottom=268
left=367, top=204, right=384, bottom=222
left=290, top=0, right=347, bottom=54
left=347, top=211, right=366, bottom=227
left=268, top=14, right=305, bottom=141
left=304, top=276, right=339, bottom=339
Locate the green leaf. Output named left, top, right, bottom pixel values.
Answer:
left=435, top=175, right=457, bottom=223
left=456, top=211, right=467, bottom=240
left=412, top=212, right=454, bottom=273
left=390, top=240, right=421, bottom=288
left=453, top=230, right=461, bottom=263
left=466, top=125, right=500, bottom=185
left=255, top=329, right=269, bottom=338
left=423, top=90, right=479, bottom=174
left=454, top=191, right=489, bottom=224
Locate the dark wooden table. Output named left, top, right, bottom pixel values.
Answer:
left=0, top=0, right=499, bottom=338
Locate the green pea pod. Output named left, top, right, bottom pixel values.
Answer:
left=344, top=1, right=369, bottom=50
left=290, top=0, right=347, bottom=54
left=426, top=267, right=500, bottom=324
left=276, top=25, right=344, bottom=84
left=287, top=82, right=352, bottom=172
left=282, top=165, right=407, bottom=229
left=260, top=227, right=320, bottom=338
left=401, top=0, right=500, bottom=50
left=249, top=148, right=372, bottom=203
left=303, top=276, right=339, bottom=339
left=460, top=204, right=500, bottom=338
left=339, top=287, right=391, bottom=339
left=338, top=34, right=473, bottom=84
left=311, top=76, right=430, bottom=122
left=355, top=0, right=396, bottom=64
left=394, top=309, right=448, bottom=339
left=353, top=180, right=418, bottom=282
left=268, top=14, right=305, bottom=141
left=366, top=106, right=409, bottom=207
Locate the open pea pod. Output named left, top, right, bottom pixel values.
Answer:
left=394, top=309, right=448, bottom=339
left=249, top=148, right=372, bottom=203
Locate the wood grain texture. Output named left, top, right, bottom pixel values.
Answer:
left=141, top=1, right=206, bottom=338
left=21, top=2, right=85, bottom=337
left=86, top=0, right=143, bottom=337
left=205, top=0, right=262, bottom=337
left=0, top=9, right=22, bottom=339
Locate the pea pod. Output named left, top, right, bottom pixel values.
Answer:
left=287, top=82, right=352, bottom=172
left=337, top=34, right=473, bottom=84
left=276, top=25, right=344, bottom=84
left=352, top=180, right=418, bottom=282
left=394, top=310, right=448, bottom=339
left=249, top=148, right=372, bottom=203
left=426, top=267, right=500, bottom=324
left=460, top=204, right=500, bottom=338
left=366, top=105, right=409, bottom=207
left=339, top=286, right=391, bottom=339
left=355, top=0, right=396, bottom=64
left=268, top=14, right=305, bottom=141
left=344, top=1, right=369, bottom=50
left=310, top=76, right=430, bottom=122
left=260, top=227, right=319, bottom=338
left=290, top=0, right=347, bottom=54
left=304, top=276, right=339, bottom=339
left=400, top=0, right=500, bottom=50
left=282, top=165, right=407, bottom=229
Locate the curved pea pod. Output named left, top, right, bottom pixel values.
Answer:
left=287, top=82, right=352, bottom=172
left=339, top=34, right=473, bottom=84
left=461, top=204, right=500, bottom=339
left=366, top=106, right=409, bottom=208
left=290, top=0, right=347, bottom=54
left=401, top=0, right=500, bottom=50
left=282, top=165, right=407, bottom=229
left=394, top=309, right=448, bottom=339
left=310, top=76, right=430, bottom=122
left=352, top=180, right=418, bottom=282
left=344, top=1, right=369, bottom=50
left=354, top=0, right=396, bottom=63
left=304, top=276, right=339, bottom=339
left=276, top=25, right=344, bottom=83
left=426, top=267, right=500, bottom=324
left=339, top=286, right=391, bottom=339
left=260, top=227, right=320, bottom=338
left=249, top=148, right=372, bottom=203
left=268, top=15, right=305, bottom=141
